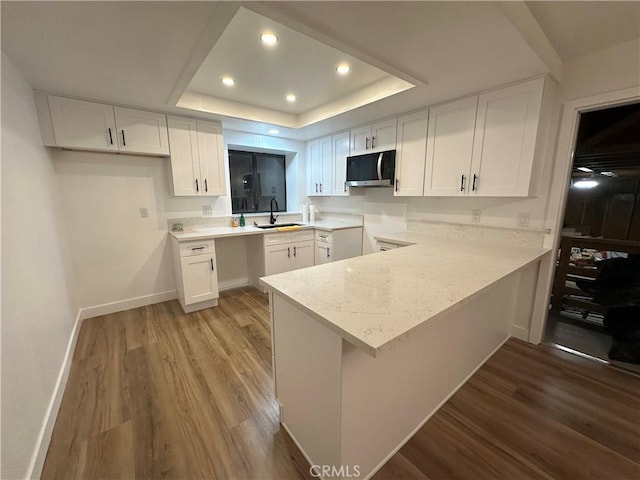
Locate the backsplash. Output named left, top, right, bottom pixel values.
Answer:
left=407, top=219, right=547, bottom=248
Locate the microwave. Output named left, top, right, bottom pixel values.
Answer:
left=345, top=150, right=396, bottom=187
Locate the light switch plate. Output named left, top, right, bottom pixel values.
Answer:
left=139, top=207, right=148, bottom=218
left=202, top=205, right=213, bottom=216
left=471, top=209, right=481, bottom=223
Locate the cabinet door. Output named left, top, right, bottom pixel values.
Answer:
left=114, top=106, right=170, bottom=156
left=48, top=96, right=118, bottom=151
left=181, top=254, right=218, bottom=305
left=350, top=125, right=371, bottom=156
left=332, top=132, right=350, bottom=196
left=319, top=135, right=333, bottom=195
left=307, top=139, right=321, bottom=196
left=470, top=78, right=545, bottom=196
left=394, top=110, right=428, bottom=197
left=167, top=116, right=200, bottom=196
left=371, top=118, right=397, bottom=152
left=197, top=120, right=226, bottom=196
left=316, top=243, right=332, bottom=265
left=265, top=244, right=292, bottom=276
left=424, top=97, right=477, bottom=196
left=292, top=240, right=315, bottom=270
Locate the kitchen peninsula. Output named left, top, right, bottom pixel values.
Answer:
left=260, top=225, right=550, bottom=479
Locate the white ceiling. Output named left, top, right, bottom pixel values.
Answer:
left=185, top=7, right=411, bottom=125
left=526, top=1, right=640, bottom=60
left=1, top=1, right=639, bottom=141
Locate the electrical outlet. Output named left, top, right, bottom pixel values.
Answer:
left=202, top=205, right=213, bottom=216
left=471, top=209, right=481, bottom=223
left=139, top=207, right=148, bottom=218
left=517, top=212, right=530, bottom=227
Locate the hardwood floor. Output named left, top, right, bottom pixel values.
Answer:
left=44, top=287, right=640, bottom=479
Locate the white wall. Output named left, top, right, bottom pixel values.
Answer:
left=53, top=128, right=306, bottom=310
left=1, top=53, right=78, bottom=479
left=559, top=38, right=640, bottom=102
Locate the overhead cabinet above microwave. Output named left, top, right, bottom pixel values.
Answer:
left=36, top=94, right=170, bottom=156
left=349, top=118, right=397, bottom=156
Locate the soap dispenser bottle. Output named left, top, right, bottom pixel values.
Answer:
left=239, top=213, right=245, bottom=227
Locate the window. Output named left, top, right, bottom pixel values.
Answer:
left=229, top=150, right=286, bottom=214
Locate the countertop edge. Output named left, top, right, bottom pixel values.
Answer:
left=261, top=247, right=552, bottom=358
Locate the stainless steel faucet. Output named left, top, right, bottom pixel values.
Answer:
left=270, top=198, right=279, bottom=224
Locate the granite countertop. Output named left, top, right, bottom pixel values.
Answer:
left=169, top=219, right=363, bottom=241
left=260, top=232, right=551, bottom=358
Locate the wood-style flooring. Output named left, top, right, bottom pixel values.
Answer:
left=43, top=287, right=640, bottom=479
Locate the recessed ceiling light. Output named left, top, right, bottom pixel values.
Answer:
left=336, top=64, right=351, bottom=75
left=286, top=94, right=297, bottom=103
left=268, top=129, right=280, bottom=135
left=260, top=33, right=278, bottom=45
left=577, top=166, right=594, bottom=173
left=221, top=77, right=235, bottom=86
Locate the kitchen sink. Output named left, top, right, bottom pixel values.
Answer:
left=254, top=223, right=303, bottom=229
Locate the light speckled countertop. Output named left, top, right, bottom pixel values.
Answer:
left=169, top=219, right=363, bottom=241
left=260, top=232, right=550, bottom=357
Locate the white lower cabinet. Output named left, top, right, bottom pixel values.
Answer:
left=313, top=228, right=363, bottom=265
left=264, top=231, right=315, bottom=276
left=181, top=254, right=218, bottom=305
left=171, top=238, right=219, bottom=313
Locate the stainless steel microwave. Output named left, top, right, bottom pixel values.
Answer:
left=345, top=150, right=396, bottom=187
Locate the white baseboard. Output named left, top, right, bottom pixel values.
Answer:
left=79, top=290, right=177, bottom=320
left=218, top=279, right=250, bottom=291
left=511, top=324, right=530, bottom=341
left=26, top=309, right=83, bottom=480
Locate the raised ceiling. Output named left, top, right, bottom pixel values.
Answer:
left=182, top=7, right=414, bottom=128
left=1, top=2, right=639, bottom=140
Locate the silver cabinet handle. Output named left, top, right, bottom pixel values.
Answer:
left=376, top=152, right=383, bottom=181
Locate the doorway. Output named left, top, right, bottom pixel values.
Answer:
left=544, top=102, right=640, bottom=373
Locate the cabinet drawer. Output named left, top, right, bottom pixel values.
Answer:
left=290, top=230, right=314, bottom=242
left=315, top=230, right=333, bottom=244
left=264, top=229, right=314, bottom=246
left=179, top=239, right=215, bottom=257
left=377, top=241, right=401, bottom=252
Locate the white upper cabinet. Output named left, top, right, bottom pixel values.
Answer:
left=167, top=115, right=226, bottom=197
left=43, top=95, right=169, bottom=156
left=394, top=110, right=429, bottom=196
left=307, top=136, right=332, bottom=196
left=350, top=118, right=397, bottom=156
left=424, top=96, right=478, bottom=196
left=113, top=106, right=169, bottom=156
left=48, top=96, right=118, bottom=151
left=470, top=77, right=546, bottom=196
left=196, top=121, right=226, bottom=196
left=331, top=131, right=350, bottom=196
